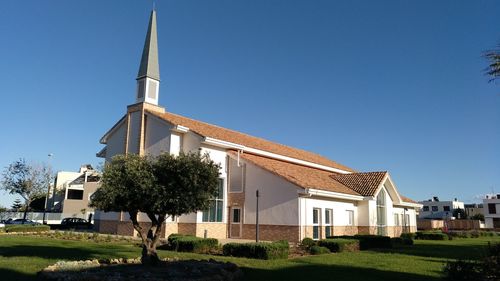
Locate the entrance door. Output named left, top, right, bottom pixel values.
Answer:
left=230, top=207, right=242, bottom=238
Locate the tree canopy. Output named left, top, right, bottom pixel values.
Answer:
left=484, top=44, right=500, bottom=82
left=1, top=159, right=52, bottom=222
left=90, top=152, right=220, bottom=264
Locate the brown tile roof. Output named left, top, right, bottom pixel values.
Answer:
left=330, top=172, right=387, bottom=197
left=230, top=151, right=361, bottom=196
left=400, top=196, right=417, bottom=204
left=143, top=110, right=419, bottom=203
left=149, top=110, right=355, bottom=172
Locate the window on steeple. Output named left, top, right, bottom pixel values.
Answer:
left=147, top=80, right=157, bottom=99
left=137, top=79, right=145, bottom=99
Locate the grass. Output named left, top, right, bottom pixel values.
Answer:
left=0, top=235, right=498, bottom=281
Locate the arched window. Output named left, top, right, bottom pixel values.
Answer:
left=376, top=188, right=387, bottom=235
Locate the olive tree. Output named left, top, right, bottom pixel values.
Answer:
left=1, top=159, right=52, bottom=223
left=484, top=44, right=500, bottom=82
left=90, top=152, right=220, bottom=265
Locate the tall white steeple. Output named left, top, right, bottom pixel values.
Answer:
left=136, top=9, right=160, bottom=105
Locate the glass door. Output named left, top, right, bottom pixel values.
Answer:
left=230, top=207, right=242, bottom=238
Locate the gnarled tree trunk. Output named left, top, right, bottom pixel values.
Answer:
left=129, top=211, right=165, bottom=265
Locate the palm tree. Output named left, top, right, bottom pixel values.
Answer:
left=484, top=44, right=500, bottom=82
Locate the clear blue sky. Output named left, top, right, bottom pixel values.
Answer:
left=0, top=0, right=498, bottom=208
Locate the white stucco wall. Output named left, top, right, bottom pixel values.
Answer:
left=243, top=160, right=300, bottom=226
left=300, top=197, right=357, bottom=227
left=127, top=111, right=141, bottom=154
left=182, top=132, right=203, bottom=153
left=144, top=115, right=172, bottom=156
left=105, top=122, right=126, bottom=163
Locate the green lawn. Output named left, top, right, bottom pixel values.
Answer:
left=0, top=235, right=498, bottom=281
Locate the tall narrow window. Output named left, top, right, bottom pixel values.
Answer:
left=325, top=209, right=333, bottom=237
left=376, top=189, right=387, bottom=235
left=394, top=213, right=399, bottom=226
left=202, top=179, right=224, bottom=222
left=346, top=210, right=354, bottom=226
left=137, top=79, right=145, bottom=99
left=229, top=158, right=245, bottom=193
left=147, top=80, right=157, bottom=99
left=312, top=208, right=320, bottom=240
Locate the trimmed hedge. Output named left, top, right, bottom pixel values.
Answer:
left=318, top=238, right=359, bottom=252
left=166, top=234, right=219, bottom=254
left=4, top=225, right=50, bottom=233
left=415, top=231, right=448, bottom=240
left=400, top=233, right=416, bottom=240
left=222, top=240, right=289, bottom=260
left=310, top=245, right=331, bottom=255
left=390, top=237, right=413, bottom=247
left=329, top=235, right=392, bottom=250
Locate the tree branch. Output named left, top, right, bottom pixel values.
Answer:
left=129, top=210, right=146, bottom=244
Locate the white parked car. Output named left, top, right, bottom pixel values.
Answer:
left=9, top=219, right=40, bottom=225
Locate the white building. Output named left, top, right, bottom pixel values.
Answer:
left=418, top=197, right=465, bottom=219
left=93, top=9, right=421, bottom=242
left=483, top=194, right=500, bottom=229
left=48, top=165, right=100, bottom=221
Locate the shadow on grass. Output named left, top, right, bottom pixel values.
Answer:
left=0, top=245, right=117, bottom=260
left=374, top=242, right=489, bottom=260
left=241, top=263, right=442, bottom=281
left=0, top=268, right=36, bottom=281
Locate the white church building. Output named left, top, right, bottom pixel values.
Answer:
left=93, top=10, right=421, bottom=242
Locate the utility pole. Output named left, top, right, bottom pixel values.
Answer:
left=255, top=189, right=260, bottom=242
left=42, top=153, right=53, bottom=224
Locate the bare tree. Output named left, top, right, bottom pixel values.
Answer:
left=1, top=159, right=52, bottom=223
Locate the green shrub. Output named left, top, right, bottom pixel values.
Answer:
left=332, top=235, right=392, bottom=249
left=391, top=237, right=404, bottom=247
left=222, top=240, right=289, bottom=260
left=309, top=245, right=330, bottom=255
left=166, top=234, right=218, bottom=254
left=4, top=225, right=50, bottom=233
left=415, top=231, right=448, bottom=240
left=443, top=260, right=483, bottom=281
left=301, top=237, right=316, bottom=249
left=318, top=238, right=359, bottom=252
left=400, top=233, right=416, bottom=240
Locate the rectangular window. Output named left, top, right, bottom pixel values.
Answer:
left=137, top=79, right=145, bottom=99
left=443, top=206, right=451, bottom=212
left=229, top=159, right=245, bottom=193
left=394, top=213, right=399, bottom=226
left=312, top=208, right=320, bottom=240
left=325, top=209, right=333, bottom=237
left=346, top=210, right=354, bottom=226
left=489, top=203, right=497, bottom=214
left=232, top=208, right=241, bottom=223
left=405, top=214, right=410, bottom=226
left=202, top=179, right=224, bottom=222
left=431, top=206, right=438, bottom=212
left=147, top=80, right=157, bottom=99
left=423, top=206, right=429, bottom=212
left=67, top=189, right=83, bottom=200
